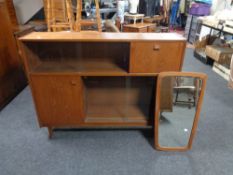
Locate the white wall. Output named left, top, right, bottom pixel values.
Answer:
left=13, top=0, right=43, bottom=24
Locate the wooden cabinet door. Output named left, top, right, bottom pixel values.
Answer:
left=30, top=75, right=85, bottom=127
left=130, top=41, right=186, bottom=73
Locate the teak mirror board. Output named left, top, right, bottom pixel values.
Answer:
left=155, top=72, right=207, bottom=151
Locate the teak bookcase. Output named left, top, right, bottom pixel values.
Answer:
left=19, top=32, right=186, bottom=140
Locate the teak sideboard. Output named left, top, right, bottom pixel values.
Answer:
left=19, top=32, right=186, bottom=139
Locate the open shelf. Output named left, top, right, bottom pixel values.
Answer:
left=83, top=76, right=156, bottom=124
left=33, top=59, right=127, bottom=74
left=24, top=41, right=130, bottom=74
left=86, top=104, right=151, bottom=123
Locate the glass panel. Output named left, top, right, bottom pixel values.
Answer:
left=158, top=76, right=202, bottom=148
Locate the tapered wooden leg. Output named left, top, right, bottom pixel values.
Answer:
left=48, top=127, right=53, bottom=139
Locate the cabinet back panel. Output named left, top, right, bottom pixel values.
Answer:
left=83, top=77, right=156, bottom=121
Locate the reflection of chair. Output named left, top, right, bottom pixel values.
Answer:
left=173, top=77, right=200, bottom=108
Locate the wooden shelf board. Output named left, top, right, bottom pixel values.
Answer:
left=85, top=104, right=151, bottom=124
left=32, top=59, right=127, bottom=74
left=19, top=32, right=186, bottom=42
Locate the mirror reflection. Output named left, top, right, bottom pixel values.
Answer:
left=159, top=76, right=202, bottom=148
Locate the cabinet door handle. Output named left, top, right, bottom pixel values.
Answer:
left=153, top=45, right=160, bottom=51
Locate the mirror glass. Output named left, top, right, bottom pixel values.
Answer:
left=158, top=76, right=203, bottom=148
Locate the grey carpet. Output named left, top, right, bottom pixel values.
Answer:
left=1, top=48, right=233, bottom=175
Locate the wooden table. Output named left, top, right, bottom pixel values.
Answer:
left=123, top=23, right=156, bottom=33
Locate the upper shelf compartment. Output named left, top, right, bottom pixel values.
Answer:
left=22, top=41, right=130, bottom=74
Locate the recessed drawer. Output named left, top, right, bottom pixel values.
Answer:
left=130, top=41, right=185, bottom=73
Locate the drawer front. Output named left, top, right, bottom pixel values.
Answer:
left=130, top=41, right=185, bottom=73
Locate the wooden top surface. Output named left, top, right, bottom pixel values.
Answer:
left=19, top=32, right=186, bottom=42
left=124, top=23, right=155, bottom=29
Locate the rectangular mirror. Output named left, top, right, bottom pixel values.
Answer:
left=155, top=72, right=207, bottom=151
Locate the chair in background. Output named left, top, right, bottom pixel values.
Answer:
left=173, top=77, right=200, bottom=109
left=44, top=0, right=75, bottom=31
left=75, top=0, right=102, bottom=32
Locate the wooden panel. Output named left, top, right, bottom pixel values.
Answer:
left=19, top=32, right=186, bottom=42
left=123, top=23, right=155, bottom=33
left=0, top=69, right=26, bottom=108
left=130, top=41, right=186, bottom=73
left=123, top=27, right=148, bottom=33
left=147, top=25, right=155, bottom=32
left=0, top=0, right=27, bottom=109
left=30, top=75, right=85, bottom=127
left=138, top=27, right=148, bottom=33
left=160, top=76, right=174, bottom=112
left=123, top=27, right=138, bottom=32
left=5, top=0, right=18, bottom=27
left=0, top=1, right=20, bottom=77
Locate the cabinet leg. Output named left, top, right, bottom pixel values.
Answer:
left=48, top=127, right=53, bottom=139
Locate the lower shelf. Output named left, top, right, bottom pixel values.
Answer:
left=86, top=104, right=151, bottom=123
left=83, top=76, right=155, bottom=125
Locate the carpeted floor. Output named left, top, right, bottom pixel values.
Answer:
left=0, top=48, right=233, bottom=175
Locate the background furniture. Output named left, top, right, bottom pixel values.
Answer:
left=5, top=0, right=18, bottom=26
left=123, top=23, right=155, bottom=33
left=0, top=0, right=28, bottom=110
left=174, top=77, right=198, bottom=108
left=19, top=32, right=186, bottom=143
left=185, top=15, right=202, bottom=44
left=75, top=0, right=102, bottom=32
left=44, top=0, right=75, bottom=31
left=194, top=20, right=233, bottom=65
left=124, top=13, right=145, bottom=24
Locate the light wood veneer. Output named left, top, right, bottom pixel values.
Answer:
left=19, top=32, right=186, bottom=144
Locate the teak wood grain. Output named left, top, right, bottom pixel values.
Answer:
left=5, top=0, right=18, bottom=27
left=19, top=32, right=186, bottom=42
left=130, top=41, right=186, bottom=73
left=19, top=32, right=188, bottom=149
left=0, top=0, right=27, bottom=110
left=30, top=75, right=85, bottom=127
left=123, top=23, right=155, bottom=33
